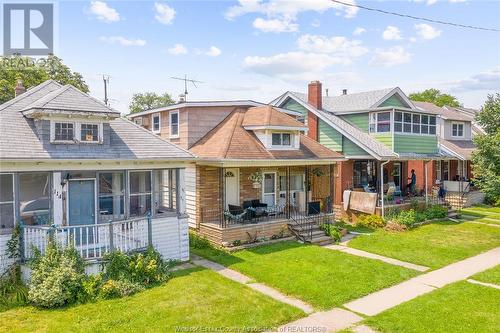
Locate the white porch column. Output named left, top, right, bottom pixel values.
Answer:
left=177, top=168, right=186, bottom=215
left=52, top=172, right=64, bottom=226
left=424, top=161, right=429, bottom=205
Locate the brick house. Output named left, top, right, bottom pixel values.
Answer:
left=129, top=103, right=344, bottom=245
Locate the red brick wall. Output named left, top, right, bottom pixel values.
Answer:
left=407, top=160, right=435, bottom=192
left=307, top=111, right=318, bottom=141
left=197, top=166, right=222, bottom=227
left=307, top=81, right=321, bottom=141
left=334, top=160, right=354, bottom=205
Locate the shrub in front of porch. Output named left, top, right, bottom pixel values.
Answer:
left=357, top=214, right=386, bottom=229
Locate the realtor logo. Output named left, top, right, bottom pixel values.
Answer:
left=3, top=3, right=54, bottom=55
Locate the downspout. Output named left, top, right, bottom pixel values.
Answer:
left=380, top=159, right=390, bottom=218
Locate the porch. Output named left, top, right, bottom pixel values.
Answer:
left=195, top=164, right=336, bottom=245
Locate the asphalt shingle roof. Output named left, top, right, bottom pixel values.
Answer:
left=414, top=101, right=473, bottom=121
left=0, top=80, right=194, bottom=161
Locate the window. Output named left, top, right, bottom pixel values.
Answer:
left=19, top=173, right=50, bottom=226
left=153, top=169, right=177, bottom=215
left=169, top=111, right=179, bottom=138
left=452, top=122, right=464, bottom=137
left=129, top=171, right=152, bottom=217
left=353, top=161, right=376, bottom=188
left=0, top=174, right=15, bottom=230
left=442, top=161, right=449, bottom=181
left=377, top=112, right=391, bottom=133
left=98, top=172, right=125, bottom=222
left=152, top=114, right=161, bottom=134
left=271, top=133, right=292, bottom=147
left=54, top=122, right=74, bottom=141
left=80, top=124, right=99, bottom=142
left=394, top=112, right=436, bottom=135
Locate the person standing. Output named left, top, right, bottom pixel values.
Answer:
left=407, top=169, right=417, bottom=195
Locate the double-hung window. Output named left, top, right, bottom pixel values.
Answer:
left=452, top=122, right=464, bottom=138
left=54, top=122, right=74, bottom=141
left=271, top=133, right=291, bottom=147
left=169, top=111, right=179, bottom=138
left=0, top=174, right=15, bottom=231
left=369, top=112, right=391, bottom=133
left=80, top=123, right=99, bottom=142
left=152, top=114, right=161, bottom=134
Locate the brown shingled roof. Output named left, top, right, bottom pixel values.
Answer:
left=242, top=105, right=306, bottom=128
left=414, top=101, right=473, bottom=121
left=190, top=107, right=343, bottom=161
left=440, top=138, right=476, bottom=160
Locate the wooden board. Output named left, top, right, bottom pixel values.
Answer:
left=348, top=191, right=378, bottom=214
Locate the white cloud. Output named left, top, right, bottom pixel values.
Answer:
left=243, top=52, right=350, bottom=80
left=225, top=0, right=358, bottom=33
left=88, top=1, right=120, bottom=23
left=205, top=46, right=222, bottom=57
left=353, top=27, right=366, bottom=36
left=168, top=43, right=188, bottom=55
left=154, top=2, right=175, bottom=25
left=99, top=36, right=146, bottom=46
left=370, top=46, right=411, bottom=67
left=311, top=19, right=321, bottom=28
left=253, top=17, right=298, bottom=33
left=415, top=23, right=442, bottom=40
left=449, top=67, right=500, bottom=92
left=297, top=34, right=368, bottom=57
left=413, top=0, right=466, bottom=5
left=382, top=26, right=403, bottom=40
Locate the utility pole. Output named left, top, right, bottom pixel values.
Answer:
left=103, top=75, right=110, bottom=105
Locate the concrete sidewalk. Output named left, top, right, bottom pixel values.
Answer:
left=324, top=244, right=430, bottom=272
left=345, top=246, right=500, bottom=316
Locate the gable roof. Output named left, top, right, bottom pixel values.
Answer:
left=0, top=80, right=194, bottom=161
left=289, top=87, right=415, bottom=114
left=21, top=84, right=120, bottom=118
left=242, top=105, right=307, bottom=129
left=190, top=107, right=343, bottom=161
left=273, top=92, right=397, bottom=160
left=439, top=138, right=476, bottom=160
left=414, top=101, right=473, bottom=121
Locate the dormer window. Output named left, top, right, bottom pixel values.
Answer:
left=152, top=114, right=161, bottom=134
left=54, top=122, right=74, bottom=141
left=452, top=122, right=464, bottom=138
left=80, top=123, right=99, bottom=142
left=271, top=133, right=291, bottom=147
left=50, top=121, right=102, bottom=144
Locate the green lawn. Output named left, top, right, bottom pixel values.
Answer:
left=0, top=268, right=304, bottom=333
left=471, top=265, right=500, bottom=285
left=192, top=241, right=418, bottom=310
left=348, top=220, right=500, bottom=269
left=460, top=205, right=500, bottom=221
left=364, top=281, right=500, bottom=333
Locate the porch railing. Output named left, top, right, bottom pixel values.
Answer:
left=22, top=216, right=152, bottom=261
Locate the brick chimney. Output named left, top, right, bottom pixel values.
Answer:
left=308, top=80, right=322, bottom=110
left=14, top=78, right=26, bottom=97
left=306, top=81, right=322, bottom=141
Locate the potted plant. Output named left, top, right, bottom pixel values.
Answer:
left=248, top=171, right=263, bottom=188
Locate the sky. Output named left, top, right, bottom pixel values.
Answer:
left=47, top=1, right=500, bottom=113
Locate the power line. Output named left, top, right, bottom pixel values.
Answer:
left=330, top=0, right=500, bottom=32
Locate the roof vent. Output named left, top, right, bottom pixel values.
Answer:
left=342, top=89, right=348, bottom=95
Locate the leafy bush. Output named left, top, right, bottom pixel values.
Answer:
left=78, top=274, right=103, bottom=303
left=392, top=209, right=417, bottom=227
left=99, top=279, right=144, bottom=299
left=424, top=204, right=448, bottom=219
left=102, top=247, right=171, bottom=286
left=28, top=241, right=85, bottom=308
left=320, top=224, right=342, bottom=243
left=357, top=214, right=386, bottom=229
left=189, top=232, right=212, bottom=249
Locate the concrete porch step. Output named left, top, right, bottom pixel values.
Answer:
left=310, top=235, right=333, bottom=245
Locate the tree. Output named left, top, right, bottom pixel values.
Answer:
left=409, top=88, right=461, bottom=107
left=128, top=92, right=175, bottom=114
left=471, top=93, right=500, bottom=204
left=0, top=55, right=89, bottom=104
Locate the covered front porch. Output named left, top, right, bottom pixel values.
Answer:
left=195, top=162, right=336, bottom=245
left=0, top=166, right=188, bottom=263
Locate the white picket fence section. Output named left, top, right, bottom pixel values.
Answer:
left=23, top=217, right=151, bottom=260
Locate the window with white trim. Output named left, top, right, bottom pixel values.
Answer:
left=129, top=171, right=152, bottom=217
left=271, top=133, right=291, bottom=147
left=80, top=123, right=99, bottom=142
left=152, top=114, right=160, bottom=133
left=0, top=173, right=15, bottom=230
left=169, top=111, right=179, bottom=138
left=452, top=122, right=464, bottom=138
left=394, top=112, right=436, bottom=135
left=54, top=122, right=74, bottom=141
left=369, top=112, right=391, bottom=133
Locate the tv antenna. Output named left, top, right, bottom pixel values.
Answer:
left=170, top=75, right=203, bottom=100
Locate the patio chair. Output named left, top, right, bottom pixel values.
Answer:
left=225, top=204, right=250, bottom=223
left=388, top=181, right=403, bottom=201
left=384, top=186, right=396, bottom=204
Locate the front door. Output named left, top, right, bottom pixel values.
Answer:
left=68, top=179, right=95, bottom=226
left=393, top=162, right=402, bottom=189
left=224, top=168, right=240, bottom=208
left=262, top=172, right=277, bottom=207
